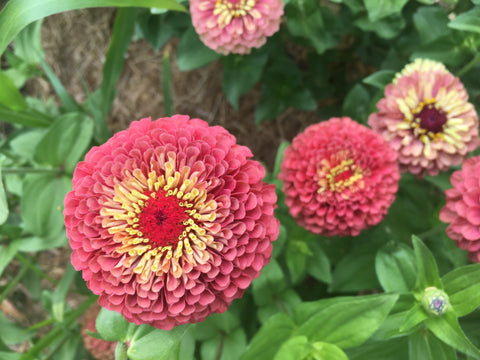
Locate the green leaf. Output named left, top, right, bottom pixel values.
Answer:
left=127, top=325, right=189, bottom=360
left=427, top=310, right=480, bottom=358
left=286, top=239, right=311, bottom=284
left=355, top=13, right=406, bottom=39
left=306, top=240, right=332, bottom=284
left=364, top=0, right=409, bottom=21
left=342, top=83, right=371, bottom=124
left=0, top=104, right=50, bottom=127
left=12, top=18, right=44, bottom=63
left=33, top=112, right=94, bottom=173
left=372, top=294, right=417, bottom=340
left=0, top=0, right=187, bottom=56
left=410, top=330, right=457, bottom=360
left=0, top=72, right=28, bottom=111
left=222, top=51, right=268, bottom=110
left=309, top=342, right=349, bottom=360
left=240, top=312, right=297, bottom=360
left=176, top=26, right=221, bottom=71
left=252, top=259, right=287, bottom=307
left=201, top=329, right=247, bottom=360
left=295, top=294, right=399, bottom=349
left=0, top=161, right=8, bottom=225
left=400, top=303, right=428, bottom=332
left=286, top=3, right=342, bottom=55
left=96, top=307, right=130, bottom=342
left=412, top=235, right=443, bottom=293
left=273, top=336, right=308, bottom=360
left=51, top=264, right=76, bottom=322
left=448, top=7, right=480, bottom=34
left=273, top=141, right=289, bottom=180
left=363, top=70, right=396, bottom=89
left=413, top=6, right=450, bottom=44
left=0, top=241, right=20, bottom=278
left=346, top=337, right=409, bottom=360
left=21, top=174, right=71, bottom=238
left=375, top=242, right=417, bottom=293
left=442, top=263, right=480, bottom=317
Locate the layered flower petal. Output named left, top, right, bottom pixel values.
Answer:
left=279, top=117, right=399, bottom=237
left=369, top=58, right=479, bottom=177
left=190, top=0, right=284, bottom=55
left=64, top=115, right=279, bottom=329
left=440, top=155, right=480, bottom=262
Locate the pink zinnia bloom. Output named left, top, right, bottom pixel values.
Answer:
left=369, top=58, right=479, bottom=177
left=439, top=156, right=480, bottom=262
left=81, top=305, right=116, bottom=360
left=64, top=115, right=279, bottom=330
left=279, top=117, right=399, bottom=237
left=189, top=0, right=284, bottom=55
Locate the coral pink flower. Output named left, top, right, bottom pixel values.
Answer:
left=369, top=58, right=479, bottom=177
left=81, top=305, right=116, bottom=360
left=64, top=115, right=279, bottom=330
left=189, top=0, right=284, bottom=55
left=440, top=156, right=480, bottom=262
left=279, top=117, right=399, bottom=237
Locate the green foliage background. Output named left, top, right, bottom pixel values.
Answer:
left=1, top=0, right=480, bottom=359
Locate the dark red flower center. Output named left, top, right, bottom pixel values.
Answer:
left=137, top=190, right=189, bottom=248
left=334, top=168, right=353, bottom=183
left=418, top=105, right=447, bottom=134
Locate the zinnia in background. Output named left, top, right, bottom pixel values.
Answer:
left=440, top=155, right=480, bottom=262
left=279, top=117, right=399, bottom=237
left=369, top=58, right=479, bottom=177
left=189, top=0, right=284, bottom=55
left=64, top=115, right=279, bottom=330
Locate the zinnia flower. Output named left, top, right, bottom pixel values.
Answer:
left=64, top=115, right=279, bottom=330
left=439, top=155, right=480, bottom=262
left=368, top=58, right=479, bottom=177
left=189, top=0, right=284, bottom=55
left=81, top=305, right=116, bottom=360
left=279, top=117, right=399, bottom=237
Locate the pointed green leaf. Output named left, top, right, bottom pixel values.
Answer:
left=409, top=330, right=457, bottom=360
left=400, top=303, right=428, bottom=332
left=240, top=312, right=297, bottom=360
left=442, top=263, right=480, bottom=317
left=448, top=7, right=480, bottom=34
left=128, top=324, right=189, bottom=360
left=363, top=70, right=396, bottom=89
left=0, top=72, right=27, bottom=111
left=295, top=294, right=399, bottom=349
left=176, top=26, right=221, bottom=71
left=412, top=235, right=443, bottom=292
left=273, top=336, right=309, bottom=360
left=51, top=264, right=76, bottom=322
left=0, top=0, right=187, bottom=56
left=0, top=161, right=8, bottom=225
left=427, top=310, right=480, bottom=358
left=0, top=105, right=51, bottom=127
left=376, top=242, right=417, bottom=293
left=364, top=0, right=408, bottom=21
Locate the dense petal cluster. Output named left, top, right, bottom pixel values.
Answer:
left=439, top=156, right=480, bottom=262
left=369, top=58, right=479, bottom=177
left=81, top=305, right=115, bottom=360
left=64, top=115, right=279, bottom=329
left=279, top=117, right=399, bottom=237
left=189, top=0, right=283, bottom=55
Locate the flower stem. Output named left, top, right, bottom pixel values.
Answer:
left=162, top=43, right=173, bottom=117
left=0, top=263, right=28, bottom=303
left=115, top=342, right=128, bottom=360
left=2, top=167, right=61, bottom=175
left=457, top=53, right=480, bottom=77
left=15, top=253, right=57, bottom=284
left=214, top=330, right=226, bottom=360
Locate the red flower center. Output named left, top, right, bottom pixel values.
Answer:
left=137, top=190, right=189, bottom=248
left=418, top=104, right=447, bottom=134
left=334, top=168, right=353, bottom=183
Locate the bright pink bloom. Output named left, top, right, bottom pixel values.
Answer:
left=64, top=115, right=279, bottom=330
left=279, top=117, right=399, bottom=237
left=81, top=305, right=116, bottom=360
left=189, top=0, right=284, bottom=55
left=369, top=58, right=479, bottom=177
left=440, top=156, right=480, bottom=262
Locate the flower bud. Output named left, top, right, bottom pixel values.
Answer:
left=421, top=287, right=449, bottom=316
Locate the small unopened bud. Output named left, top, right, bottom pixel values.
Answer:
left=421, top=287, right=449, bottom=316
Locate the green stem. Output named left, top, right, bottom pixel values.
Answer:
left=214, top=331, right=226, bottom=360
left=0, top=263, right=28, bottom=303
left=457, top=53, right=480, bottom=77
left=15, top=253, right=57, bottom=284
left=115, top=342, right=128, bottom=360
left=25, top=317, right=56, bottom=332
left=2, top=167, right=61, bottom=175
left=162, top=43, right=173, bottom=117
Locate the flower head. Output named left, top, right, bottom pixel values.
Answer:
left=189, top=0, right=284, bottom=55
left=279, top=117, right=399, bottom=237
left=439, top=155, right=480, bottom=262
left=421, top=287, right=449, bottom=316
left=64, top=115, right=279, bottom=330
left=369, top=59, right=479, bottom=177
left=81, top=305, right=116, bottom=360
